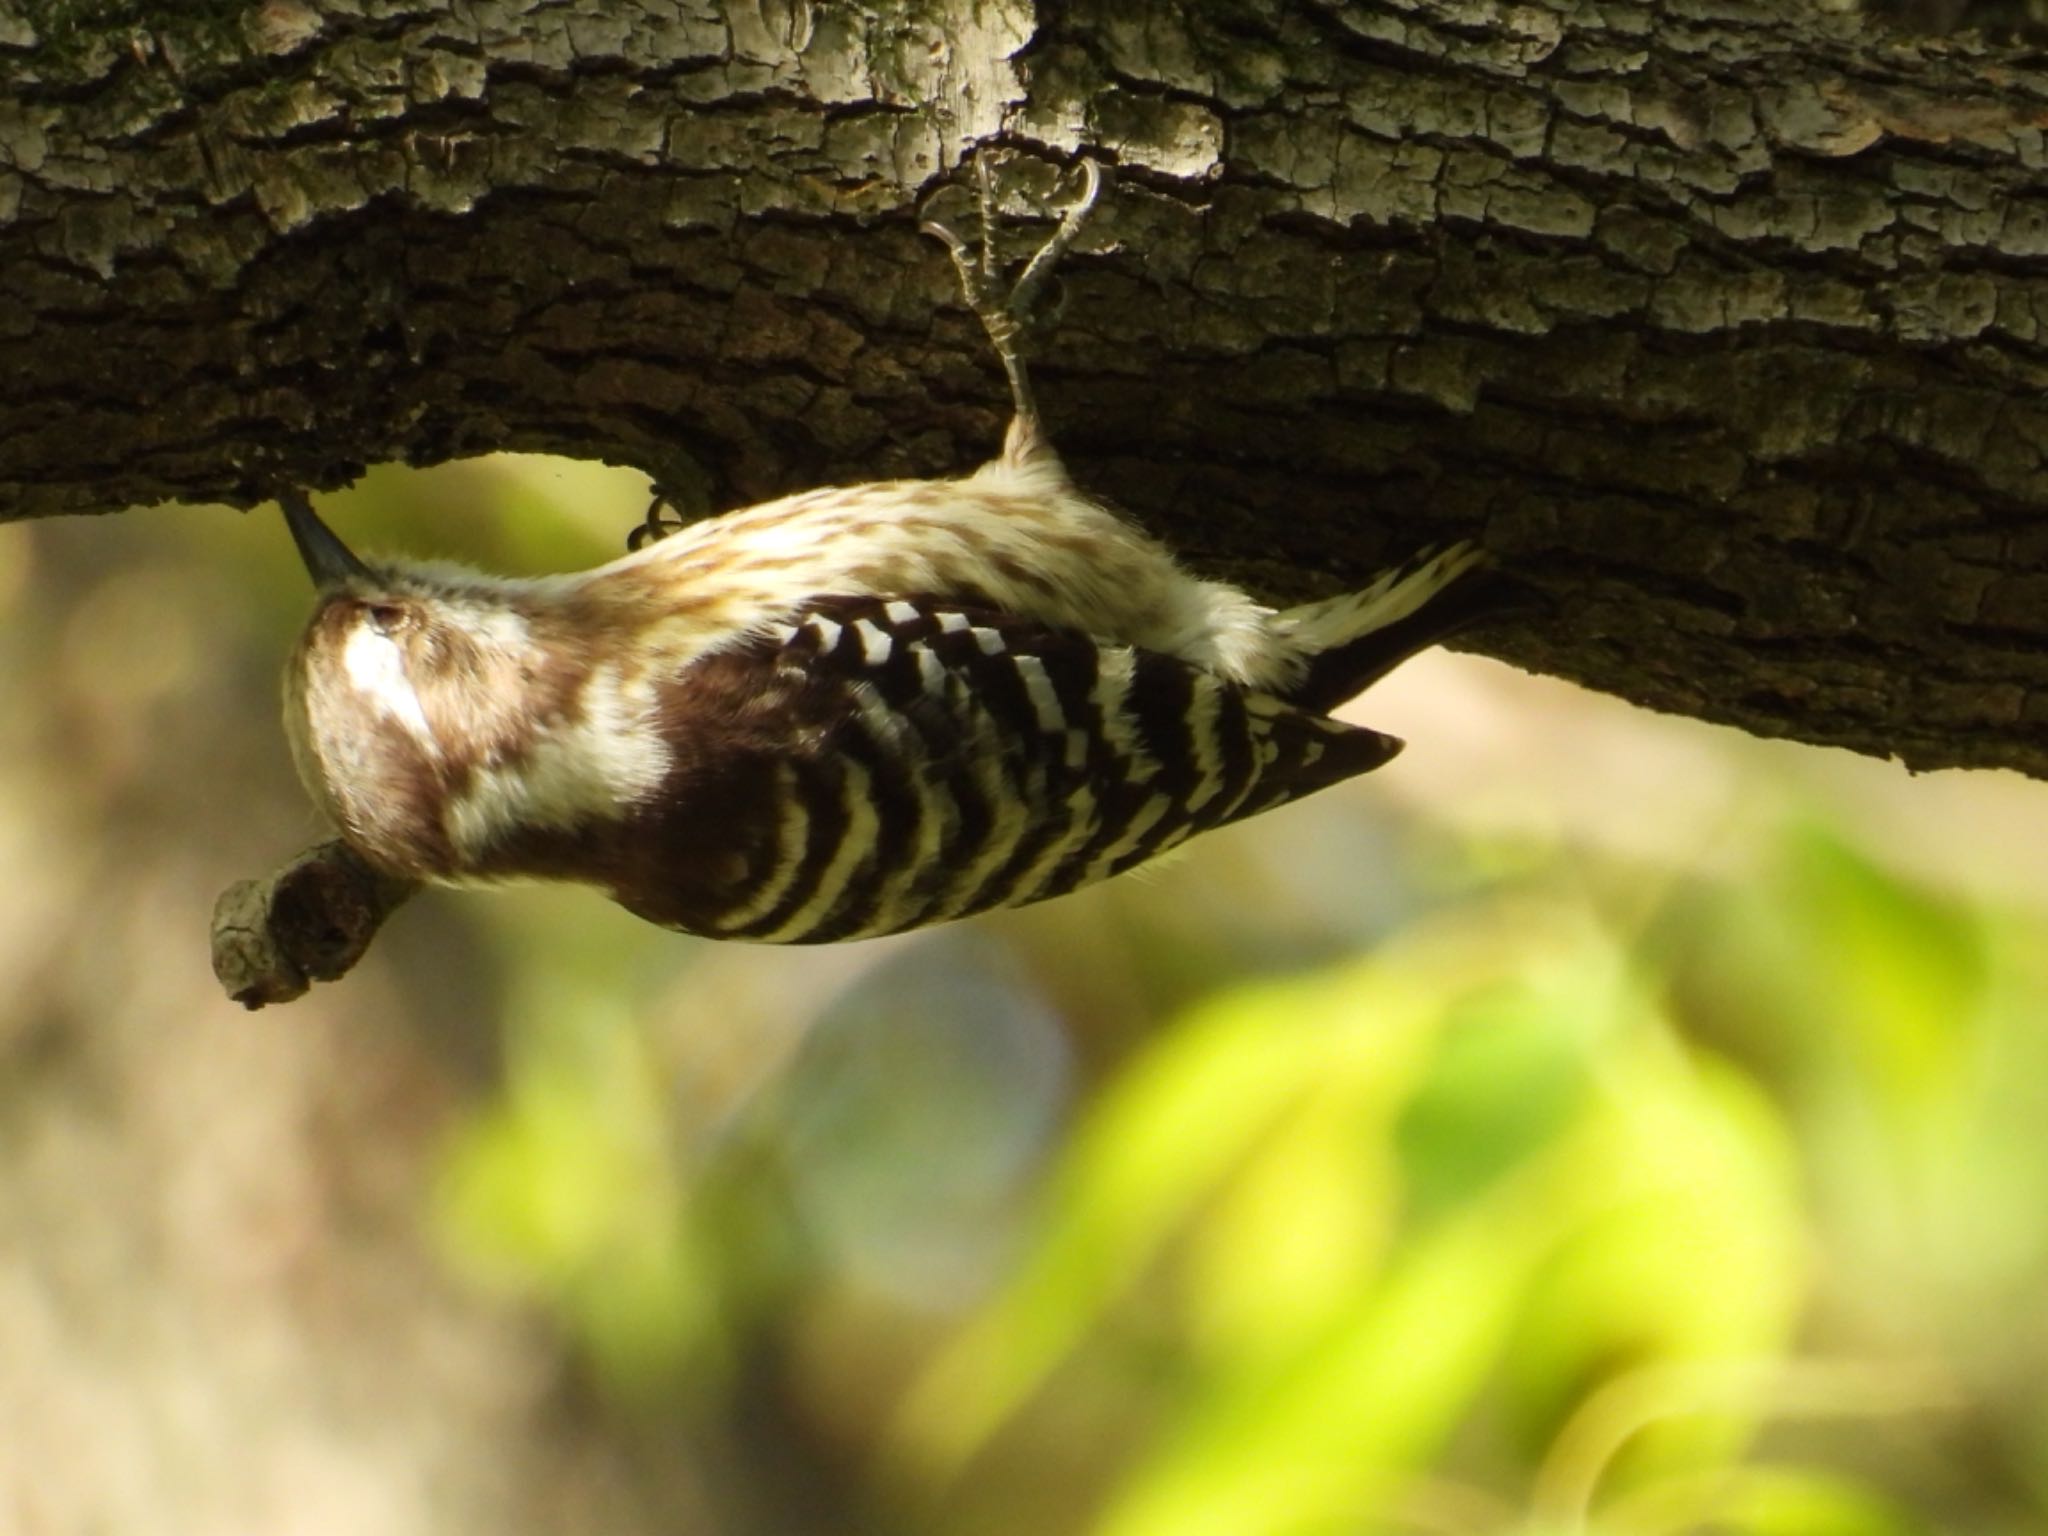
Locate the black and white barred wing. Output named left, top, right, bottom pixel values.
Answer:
left=627, top=596, right=1404, bottom=944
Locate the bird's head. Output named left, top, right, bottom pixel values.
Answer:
left=277, top=491, right=573, bottom=877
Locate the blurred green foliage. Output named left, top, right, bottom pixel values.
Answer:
left=430, top=783, right=2033, bottom=1533
left=12, top=457, right=2033, bottom=1535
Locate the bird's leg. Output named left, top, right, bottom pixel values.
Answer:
left=921, top=155, right=1106, bottom=453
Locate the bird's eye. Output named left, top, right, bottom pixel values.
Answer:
left=365, top=602, right=407, bottom=635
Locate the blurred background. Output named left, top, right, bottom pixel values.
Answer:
left=6, top=457, right=2048, bottom=1536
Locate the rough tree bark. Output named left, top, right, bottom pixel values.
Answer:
left=8, top=0, right=2048, bottom=785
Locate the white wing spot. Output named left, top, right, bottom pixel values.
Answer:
left=842, top=691, right=946, bottom=938
left=1089, top=650, right=1155, bottom=780
left=1011, top=654, right=1067, bottom=734
left=754, top=759, right=878, bottom=941
left=710, top=762, right=810, bottom=933
left=854, top=618, right=893, bottom=666
left=1182, top=674, right=1225, bottom=814
left=916, top=646, right=948, bottom=695
left=971, top=627, right=1006, bottom=656
left=806, top=614, right=844, bottom=651
left=936, top=611, right=971, bottom=634
left=884, top=599, right=922, bottom=625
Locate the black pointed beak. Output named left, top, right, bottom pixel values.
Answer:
left=278, top=489, right=376, bottom=589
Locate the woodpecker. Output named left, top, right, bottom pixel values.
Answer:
left=277, top=157, right=1512, bottom=943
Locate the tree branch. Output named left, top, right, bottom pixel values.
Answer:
left=10, top=0, right=2048, bottom=785
left=210, top=839, right=416, bottom=1008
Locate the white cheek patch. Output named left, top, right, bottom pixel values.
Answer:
left=445, top=665, right=673, bottom=862
left=341, top=623, right=438, bottom=751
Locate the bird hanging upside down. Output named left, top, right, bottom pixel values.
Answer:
left=274, top=157, right=1515, bottom=945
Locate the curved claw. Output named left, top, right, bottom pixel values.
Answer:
left=626, top=489, right=688, bottom=552
left=1009, top=159, right=1104, bottom=319
left=919, top=154, right=1108, bottom=437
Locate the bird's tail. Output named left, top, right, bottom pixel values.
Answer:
left=1278, top=542, right=1528, bottom=713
